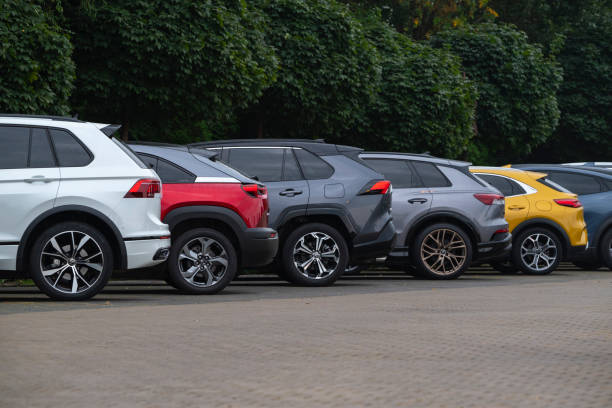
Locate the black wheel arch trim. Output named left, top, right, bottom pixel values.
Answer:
left=512, top=218, right=570, bottom=257
left=592, top=218, right=612, bottom=248
left=16, top=205, right=127, bottom=272
left=304, top=204, right=358, bottom=235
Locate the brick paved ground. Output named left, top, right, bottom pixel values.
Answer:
left=1, top=266, right=611, bottom=408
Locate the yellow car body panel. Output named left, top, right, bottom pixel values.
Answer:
left=470, top=168, right=588, bottom=248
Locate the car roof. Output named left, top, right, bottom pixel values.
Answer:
left=360, top=151, right=471, bottom=167
left=189, top=139, right=361, bottom=156
left=470, top=166, right=547, bottom=180
left=0, top=113, right=83, bottom=123
left=513, top=164, right=612, bottom=179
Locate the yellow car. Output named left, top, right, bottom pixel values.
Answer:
left=470, top=167, right=588, bottom=274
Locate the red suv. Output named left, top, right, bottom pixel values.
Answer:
left=130, top=143, right=278, bottom=294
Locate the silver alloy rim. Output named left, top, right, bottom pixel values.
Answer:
left=520, top=233, right=557, bottom=272
left=420, top=229, right=467, bottom=275
left=178, top=237, right=228, bottom=287
left=40, top=231, right=104, bottom=294
left=293, top=232, right=340, bottom=279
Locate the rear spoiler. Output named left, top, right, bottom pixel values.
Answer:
left=99, top=124, right=122, bottom=137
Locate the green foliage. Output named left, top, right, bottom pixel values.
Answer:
left=65, top=0, right=278, bottom=141
left=244, top=0, right=380, bottom=139
left=347, top=12, right=477, bottom=158
left=0, top=0, right=74, bottom=115
left=430, top=23, right=562, bottom=163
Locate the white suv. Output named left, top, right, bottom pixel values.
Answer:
left=0, top=115, right=171, bottom=300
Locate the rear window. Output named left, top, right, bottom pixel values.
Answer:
left=412, top=161, right=451, bottom=187
left=545, top=171, right=602, bottom=195
left=537, top=177, right=572, bottom=193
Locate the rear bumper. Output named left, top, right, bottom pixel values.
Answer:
left=475, top=233, right=512, bottom=262
left=125, top=237, right=171, bottom=269
left=566, top=244, right=588, bottom=260
left=241, top=228, right=279, bottom=267
left=351, top=220, right=396, bottom=262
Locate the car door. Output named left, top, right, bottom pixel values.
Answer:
left=224, top=147, right=309, bottom=229
left=0, top=126, right=60, bottom=244
left=476, top=173, right=530, bottom=231
left=362, top=158, right=432, bottom=239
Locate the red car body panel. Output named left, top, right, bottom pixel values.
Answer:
left=161, top=183, right=269, bottom=228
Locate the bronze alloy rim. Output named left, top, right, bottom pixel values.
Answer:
left=420, top=229, right=467, bottom=275
left=40, top=231, right=104, bottom=294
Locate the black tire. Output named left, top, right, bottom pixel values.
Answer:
left=490, top=260, right=519, bottom=274
left=598, top=228, right=612, bottom=270
left=344, top=265, right=365, bottom=275
left=281, top=223, right=349, bottom=286
left=167, top=228, right=237, bottom=294
left=410, top=223, right=473, bottom=279
left=30, top=222, right=113, bottom=300
left=572, top=260, right=602, bottom=271
left=512, top=228, right=562, bottom=275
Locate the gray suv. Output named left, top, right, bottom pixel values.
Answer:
left=360, top=153, right=510, bottom=279
left=190, top=139, right=396, bottom=286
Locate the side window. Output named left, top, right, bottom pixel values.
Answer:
left=546, top=172, right=602, bottom=195
left=49, top=129, right=92, bottom=167
left=507, top=178, right=527, bottom=195
left=137, top=154, right=158, bottom=170
left=283, top=149, right=303, bottom=181
left=363, top=159, right=419, bottom=188
left=156, top=158, right=195, bottom=183
left=412, top=161, right=451, bottom=187
left=294, top=148, right=334, bottom=180
left=601, top=178, right=612, bottom=191
left=0, top=126, right=29, bottom=169
left=477, top=174, right=514, bottom=196
left=29, top=128, right=56, bottom=168
left=226, top=148, right=284, bottom=182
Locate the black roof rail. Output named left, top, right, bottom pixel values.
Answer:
left=0, top=113, right=83, bottom=123
left=127, top=140, right=186, bottom=149
left=190, top=138, right=326, bottom=146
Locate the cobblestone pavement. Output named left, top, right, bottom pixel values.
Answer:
left=1, top=266, right=611, bottom=408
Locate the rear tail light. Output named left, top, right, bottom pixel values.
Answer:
left=124, top=179, right=160, bottom=198
left=495, top=228, right=509, bottom=234
left=359, top=180, right=391, bottom=195
left=474, top=193, right=504, bottom=205
left=554, top=198, right=582, bottom=208
left=242, top=184, right=267, bottom=198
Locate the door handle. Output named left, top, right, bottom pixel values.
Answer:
left=279, top=189, right=303, bottom=197
left=508, top=205, right=526, bottom=210
left=408, top=198, right=428, bottom=204
left=24, top=175, right=53, bottom=183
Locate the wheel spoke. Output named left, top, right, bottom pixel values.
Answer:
left=209, top=256, right=228, bottom=267
left=75, top=235, right=90, bottom=254
left=71, top=268, right=79, bottom=293
left=43, top=264, right=69, bottom=277
left=49, top=237, right=65, bottom=256
left=315, top=259, right=327, bottom=278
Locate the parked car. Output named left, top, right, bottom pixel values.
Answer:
left=129, top=142, right=278, bottom=294
left=359, top=153, right=510, bottom=279
left=562, top=162, right=612, bottom=170
left=0, top=115, right=170, bottom=300
left=512, top=164, right=612, bottom=270
left=471, top=167, right=588, bottom=274
left=189, top=139, right=395, bottom=286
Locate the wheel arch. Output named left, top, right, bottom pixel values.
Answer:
left=512, top=218, right=570, bottom=258
left=17, top=205, right=127, bottom=274
left=407, top=211, right=480, bottom=250
left=277, top=214, right=352, bottom=249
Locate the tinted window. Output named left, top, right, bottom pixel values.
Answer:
left=137, top=154, right=158, bottom=170
left=363, top=159, right=419, bottom=188
left=0, top=126, right=29, bottom=169
left=412, top=161, right=451, bottom=187
left=29, top=128, right=56, bottom=168
left=156, top=159, right=195, bottom=183
left=601, top=178, right=612, bottom=191
left=283, top=149, right=303, bottom=181
left=227, top=148, right=283, bottom=182
left=477, top=174, right=514, bottom=196
left=294, top=148, right=334, bottom=180
left=507, top=178, right=526, bottom=195
left=50, top=129, right=92, bottom=167
left=546, top=171, right=602, bottom=195
left=538, top=177, right=572, bottom=193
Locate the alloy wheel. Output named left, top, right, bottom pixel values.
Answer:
left=178, top=237, right=228, bottom=287
left=293, top=232, right=340, bottom=279
left=520, top=233, right=558, bottom=272
left=40, top=231, right=104, bottom=294
left=420, top=228, right=467, bottom=276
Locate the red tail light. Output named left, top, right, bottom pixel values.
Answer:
left=124, top=179, right=160, bottom=198
left=474, top=193, right=504, bottom=205
left=242, top=184, right=266, bottom=198
left=359, top=180, right=391, bottom=195
left=554, top=198, right=582, bottom=208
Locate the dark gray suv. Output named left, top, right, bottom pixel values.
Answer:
left=190, top=139, right=396, bottom=286
left=360, top=152, right=511, bottom=279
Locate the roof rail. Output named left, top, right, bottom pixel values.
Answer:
left=0, top=113, right=83, bottom=123
left=190, top=138, right=326, bottom=146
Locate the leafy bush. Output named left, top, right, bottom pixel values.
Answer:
left=431, top=23, right=562, bottom=163
left=0, top=0, right=74, bottom=115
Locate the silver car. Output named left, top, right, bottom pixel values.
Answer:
left=0, top=115, right=170, bottom=299
left=360, top=152, right=510, bottom=279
